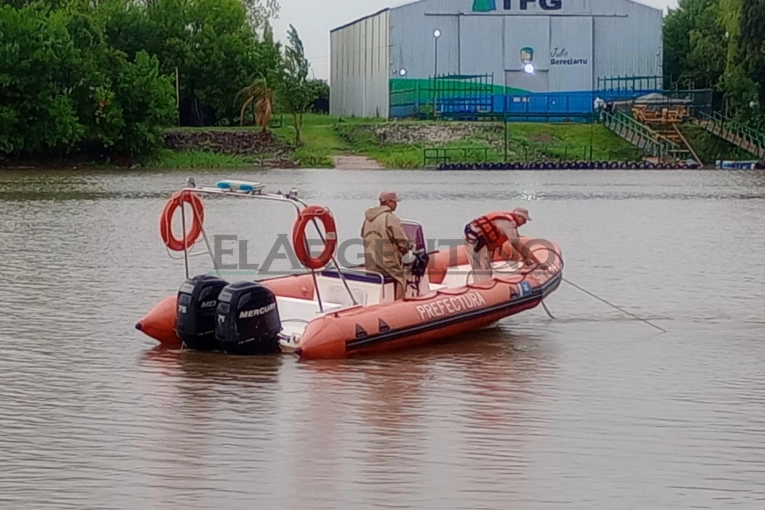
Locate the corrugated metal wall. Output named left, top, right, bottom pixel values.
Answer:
left=329, top=10, right=390, bottom=118
left=390, top=2, right=461, bottom=79
left=548, top=16, right=593, bottom=92
left=333, top=0, right=663, bottom=117
left=592, top=0, right=663, bottom=83
left=504, top=16, right=551, bottom=93
left=387, top=0, right=662, bottom=91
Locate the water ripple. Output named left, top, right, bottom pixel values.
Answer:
left=0, top=168, right=764, bottom=509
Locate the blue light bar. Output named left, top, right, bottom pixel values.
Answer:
left=215, top=180, right=265, bottom=192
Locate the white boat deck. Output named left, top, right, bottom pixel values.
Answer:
left=276, top=260, right=527, bottom=340
left=276, top=219, right=529, bottom=342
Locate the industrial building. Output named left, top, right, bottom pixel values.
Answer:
left=329, top=0, right=664, bottom=119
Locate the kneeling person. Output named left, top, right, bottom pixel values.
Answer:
left=463, top=207, right=540, bottom=283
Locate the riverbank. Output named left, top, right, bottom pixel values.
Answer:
left=7, top=114, right=727, bottom=171
left=150, top=114, right=643, bottom=170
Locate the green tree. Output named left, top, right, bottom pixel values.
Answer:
left=0, top=0, right=286, bottom=160
left=662, top=0, right=765, bottom=124
left=243, top=0, right=278, bottom=28
left=111, top=51, right=177, bottom=157
left=738, top=0, right=765, bottom=109
left=308, top=79, right=330, bottom=114
left=279, top=24, right=317, bottom=145
left=0, top=5, right=84, bottom=155
left=662, top=0, right=726, bottom=88
left=99, top=0, right=282, bottom=126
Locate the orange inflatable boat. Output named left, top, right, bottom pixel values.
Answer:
left=135, top=179, right=564, bottom=359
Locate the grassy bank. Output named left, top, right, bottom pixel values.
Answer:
left=152, top=113, right=642, bottom=169
left=334, top=120, right=641, bottom=168
left=148, top=149, right=259, bottom=169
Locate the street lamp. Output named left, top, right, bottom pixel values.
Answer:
left=433, top=29, right=441, bottom=119
left=433, top=29, right=441, bottom=77
left=399, top=68, right=407, bottom=78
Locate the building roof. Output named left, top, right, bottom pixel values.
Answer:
left=625, top=0, right=664, bottom=12
left=330, top=8, right=390, bottom=34
left=331, top=0, right=661, bottom=34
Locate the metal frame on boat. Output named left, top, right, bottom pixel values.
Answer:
left=168, top=178, right=383, bottom=314
left=138, top=177, right=565, bottom=359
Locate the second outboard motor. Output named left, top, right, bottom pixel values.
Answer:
left=215, top=281, right=282, bottom=356
left=175, top=275, right=230, bottom=351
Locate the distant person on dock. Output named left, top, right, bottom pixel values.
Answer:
left=361, top=192, right=413, bottom=300
left=463, top=208, right=544, bottom=283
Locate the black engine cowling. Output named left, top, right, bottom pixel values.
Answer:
left=215, top=281, right=282, bottom=355
left=175, top=275, right=230, bottom=351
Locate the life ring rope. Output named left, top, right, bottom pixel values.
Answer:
left=159, top=191, right=205, bottom=252
left=292, top=205, right=338, bottom=270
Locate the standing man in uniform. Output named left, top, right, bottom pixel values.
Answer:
left=463, top=207, right=543, bottom=283
left=361, top=192, right=414, bottom=301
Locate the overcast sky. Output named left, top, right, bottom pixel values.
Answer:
left=271, top=0, right=678, bottom=81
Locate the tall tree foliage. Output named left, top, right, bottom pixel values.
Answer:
left=0, top=3, right=175, bottom=159
left=738, top=0, right=765, bottom=108
left=100, top=0, right=281, bottom=126
left=663, top=0, right=726, bottom=88
left=279, top=24, right=317, bottom=145
left=0, top=0, right=285, bottom=160
left=663, top=0, right=764, bottom=123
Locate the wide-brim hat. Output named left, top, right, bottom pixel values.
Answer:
left=513, top=207, right=531, bottom=221
left=379, top=191, right=400, bottom=202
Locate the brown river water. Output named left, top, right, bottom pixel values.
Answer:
left=0, top=168, right=764, bottom=509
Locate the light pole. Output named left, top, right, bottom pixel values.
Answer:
left=433, top=29, right=441, bottom=119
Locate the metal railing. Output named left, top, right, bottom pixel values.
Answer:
left=422, top=145, right=632, bottom=167
left=167, top=179, right=359, bottom=313
left=698, top=111, right=765, bottom=157
left=423, top=147, right=497, bottom=166
left=602, top=112, right=689, bottom=160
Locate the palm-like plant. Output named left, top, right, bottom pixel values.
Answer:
left=236, top=77, right=274, bottom=132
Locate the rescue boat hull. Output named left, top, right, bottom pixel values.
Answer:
left=293, top=272, right=562, bottom=359
left=136, top=239, right=563, bottom=359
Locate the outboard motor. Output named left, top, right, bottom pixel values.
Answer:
left=215, top=281, right=282, bottom=355
left=175, top=275, right=230, bottom=351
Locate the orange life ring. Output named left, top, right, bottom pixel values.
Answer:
left=159, top=191, right=205, bottom=251
left=292, top=205, right=338, bottom=270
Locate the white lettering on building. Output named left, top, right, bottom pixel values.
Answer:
left=416, top=293, right=487, bottom=320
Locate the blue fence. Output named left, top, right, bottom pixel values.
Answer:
left=389, top=88, right=665, bottom=122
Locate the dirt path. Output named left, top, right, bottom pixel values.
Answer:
left=332, top=154, right=385, bottom=169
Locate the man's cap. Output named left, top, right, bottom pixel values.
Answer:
left=513, top=207, right=531, bottom=221
left=379, top=191, right=400, bottom=202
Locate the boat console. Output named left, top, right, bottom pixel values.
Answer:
left=313, top=221, right=429, bottom=305
left=316, top=269, right=395, bottom=307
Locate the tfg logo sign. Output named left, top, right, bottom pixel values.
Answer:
left=472, top=0, right=563, bottom=12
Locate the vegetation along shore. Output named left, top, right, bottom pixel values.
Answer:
left=1, top=0, right=764, bottom=169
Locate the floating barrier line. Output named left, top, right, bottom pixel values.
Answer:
left=436, top=160, right=701, bottom=171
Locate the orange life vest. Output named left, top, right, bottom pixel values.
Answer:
left=471, top=211, right=522, bottom=251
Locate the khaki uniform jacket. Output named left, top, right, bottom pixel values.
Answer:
left=360, top=206, right=413, bottom=297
